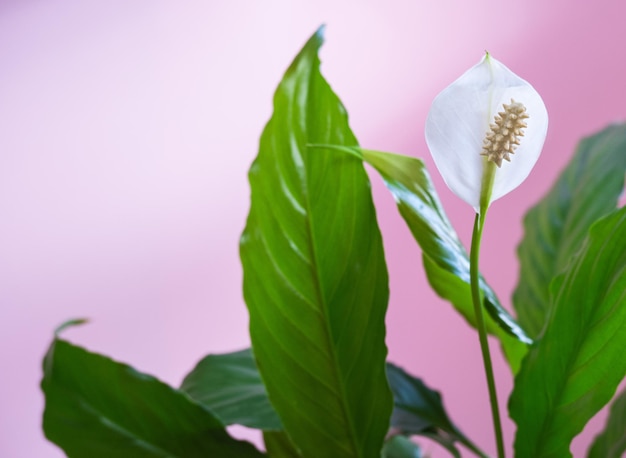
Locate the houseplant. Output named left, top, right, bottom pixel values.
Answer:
left=41, top=26, right=626, bottom=458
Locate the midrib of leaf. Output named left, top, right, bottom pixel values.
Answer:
left=98, top=416, right=170, bottom=457
left=293, top=68, right=363, bottom=458
left=59, top=375, right=173, bottom=457
left=530, top=213, right=626, bottom=455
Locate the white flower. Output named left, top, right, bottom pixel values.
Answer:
left=425, top=53, right=548, bottom=213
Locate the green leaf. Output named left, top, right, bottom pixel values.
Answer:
left=359, top=148, right=530, bottom=371
left=382, top=436, right=423, bottom=458
left=509, top=207, right=626, bottom=458
left=41, top=322, right=265, bottom=458
left=513, top=124, right=626, bottom=338
left=240, top=26, right=392, bottom=458
left=387, top=363, right=485, bottom=458
left=264, top=432, right=303, bottom=458
left=176, top=348, right=485, bottom=458
left=180, top=348, right=281, bottom=430
left=587, top=387, right=626, bottom=458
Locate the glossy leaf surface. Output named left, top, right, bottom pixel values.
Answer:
left=42, top=324, right=264, bottom=458
left=387, top=363, right=483, bottom=458
left=240, top=27, right=392, bottom=458
left=587, top=388, right=626, bottom=458
left=510, top=207, right=626, bottom=458
left=179, top=348, right=482, bottom=458
left=181, top=348, right=281, bottom=430
left=513, top=124, right=626, bottom=338
left=360, top=148, right=530, bottom=371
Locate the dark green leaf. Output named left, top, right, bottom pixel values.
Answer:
left=513, top=124, right=626, bottom=338
left=387, top=363, right=486, bottom=458
left=359, top=148, right=530, bottom=372
left=587, top=387, right=626, bottom=458
left=41, top=322, right=264, bottom=458
left=180, top=348, right=281, bottom=430
left=510, top=207, right=626, bottom=458
left=387, top=363, right=457, bottom=434
left=240, top=27, right=392, bottom=458
left=264, top=431, right=303, bottom=458
left=382, top=436, right=423, bottom=458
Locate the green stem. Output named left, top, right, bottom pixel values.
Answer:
left=470, top=210, right=505, bottom=458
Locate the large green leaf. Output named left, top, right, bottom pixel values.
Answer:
left=387, top=363, right=485, bottom=458
left=240, top=27, right=392, bottom=458
left=180, top=348, right=281, bottom=430
left=263, top=432, right=302, bottom=458
left=41, top=322, right=264, bottom=458
left=509, top=207, right=626, bottom=458
left=513, top=124, right=626, bottom=338
left=359, top=148, right=530, bottom=372
left=587, top=387, right=626, bottom=458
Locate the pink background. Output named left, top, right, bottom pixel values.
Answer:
left=1, top=1, right=625, bottom=457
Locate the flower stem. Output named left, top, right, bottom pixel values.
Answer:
left=470, top=210, right=505, bottom=458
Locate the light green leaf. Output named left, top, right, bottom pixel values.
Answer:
left=360, top=148, right=530, bottom=372
left=415, top=433, right=461, bottom=458
left=387, top=363, right=486, bottom=458
left=587, top=387, right=626, bottom=458
left=382, top=436, right=423, bottom=458
left=180, top=348, right=281, bottom=430
left=510, top=207, right=626, bottom=458
left=513, top=124, right=626, bottom=338
left=240, top=26, right=392, bottom=458
left=41, top=322, right=264, bottom=458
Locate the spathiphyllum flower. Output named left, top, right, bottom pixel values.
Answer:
left=425, top=53, right=548, bottom=213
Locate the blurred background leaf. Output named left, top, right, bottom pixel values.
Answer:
left=510, top=207, right=626, bottom=458
left=387, top=363, right=486, bottom=458
left=382, top=436, right=423, bottom=458
left=513, top=124, right=626, bottom=338
left=587, top=387, right=626, bottom=458
left=181, top=348, right=281, bottom=430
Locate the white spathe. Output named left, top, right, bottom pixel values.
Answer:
left=425, top=54, right=548, bottom=212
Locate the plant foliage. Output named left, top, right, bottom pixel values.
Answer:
left=40, top=27, right=626, bottom=458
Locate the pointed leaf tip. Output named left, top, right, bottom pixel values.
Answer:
left=315, top=24, right=326, bottom=40
left=42, top=338, right=265, bottom=457
left=54, top=318, right=89, bottom=336
left=240, top=26, right=392, bottom=458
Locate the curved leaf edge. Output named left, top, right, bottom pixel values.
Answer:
left=42, top=320, right=265, bottom=457
left=510, top=206, right=626, bottom=457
